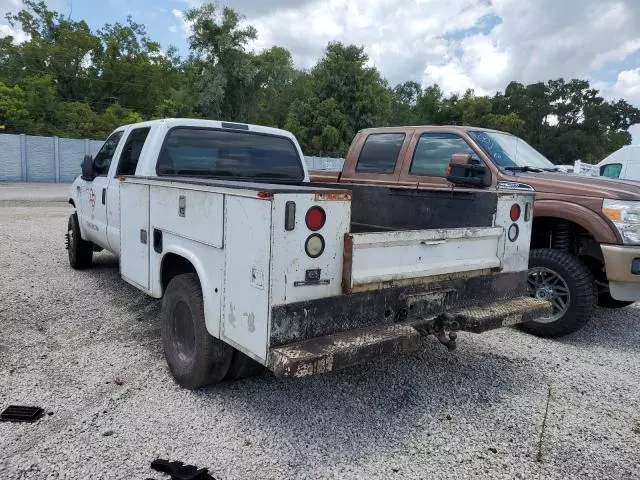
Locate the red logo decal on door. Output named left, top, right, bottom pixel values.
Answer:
left=88, top=189, right=96, bottom=209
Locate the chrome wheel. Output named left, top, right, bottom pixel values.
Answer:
left=528, top=267, right=571, bottom=323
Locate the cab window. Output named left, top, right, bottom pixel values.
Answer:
left=410, top=133, right=476, bottom=177
left=116, top=128, right=151, bottom=176
left=355, top=133, right=405, bottom=173
left=93, top=131, right=124, bottom=176
left=600, top=163, right=622, bottom=178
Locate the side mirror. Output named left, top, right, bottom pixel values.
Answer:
left=81, top=154, right=96, bottom=181
left=446, top=153, right=491, bottom=188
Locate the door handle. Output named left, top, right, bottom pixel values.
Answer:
left=102, top=188, right=106, bottom=205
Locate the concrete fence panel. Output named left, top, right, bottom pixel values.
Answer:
left=25, top=136, right=56, bottom=182
left=0, top=134, right=22, bottom=181
left=59, top=138, right=88, bottom=182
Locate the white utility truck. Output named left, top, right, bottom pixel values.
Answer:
left=66, top=119, right=549, bottom=389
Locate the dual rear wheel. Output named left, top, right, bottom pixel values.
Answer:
left=161, top=273, right=263, bottom=389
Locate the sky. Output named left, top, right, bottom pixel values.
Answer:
left=0, top=0, right=639, bottom=143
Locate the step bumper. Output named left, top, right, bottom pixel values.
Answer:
left=267, top=296, right=550, bottom=378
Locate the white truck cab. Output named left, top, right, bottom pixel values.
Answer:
left=67, top=118, right=549, bottom=389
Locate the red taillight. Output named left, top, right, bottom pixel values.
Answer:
left=305, top=206, right=326, bottom=231
left=510, top=204, right=521, bottom=222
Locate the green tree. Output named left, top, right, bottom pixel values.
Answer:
left=185, top=4, right=258, bottom=121
left=311, top=42, right=391, bottom=133
left=0, top=81, right=30, bottom=133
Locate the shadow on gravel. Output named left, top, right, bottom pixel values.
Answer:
left=554, top=305, right=640, bottom=352
left=202, top=338, right=542, bottom=468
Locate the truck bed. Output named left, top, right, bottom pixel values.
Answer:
left=132, top=176, right=499, bottom=233
left=307, top=181, right=497, bottom=232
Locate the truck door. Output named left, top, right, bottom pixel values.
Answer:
left=106, top=127, right=151, bottom=255
left=81, top=131, right=124, bottom=246
left=400, top=130, right=484, bottom=188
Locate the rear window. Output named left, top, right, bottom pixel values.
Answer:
left=600, top=163, right=622, bottom=178
left=355, top=133, right=405, bottom=173
left=157, top=128, right=304, bottom=181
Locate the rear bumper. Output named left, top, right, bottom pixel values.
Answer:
left=602, top=244, right=640, bottom=301
left=267, top=296, right=550, bottom=378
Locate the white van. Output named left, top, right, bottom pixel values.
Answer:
left=598, top=145, right=640, bottom=181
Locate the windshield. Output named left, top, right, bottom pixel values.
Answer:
left=469, top=131, right=556, bottom=170
left=157, top=127, right=305, bottom=181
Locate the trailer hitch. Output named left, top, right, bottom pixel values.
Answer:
left=434, top=330, right=457, bottom=351
left=413, top=314, right=459, bottom=352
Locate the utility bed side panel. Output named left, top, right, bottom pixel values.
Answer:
left=149, top=187, right=224, bottom=248
left=222, top=196, right=272, bottom=362
left=495, top=193, right=533, bottom=272
left=120, top=182, right=151, bottom=292
left=269, top=193, right=351, bottom=306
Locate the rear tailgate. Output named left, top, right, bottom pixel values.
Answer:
left=343, top=227, right=504, bottom=293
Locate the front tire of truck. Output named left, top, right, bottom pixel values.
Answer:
left=67, top=213, right=93, bottom=270
left=161, top=273, right=233, bottom=389
left=521, top=249, right=596, bottom=338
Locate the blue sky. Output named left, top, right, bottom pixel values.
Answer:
left=1, top=0, right=639, bottom=142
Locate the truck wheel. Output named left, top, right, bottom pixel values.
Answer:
left=67, top=213, right=93, bottom=269
left=225, top=349, right=264, bottom=381
left=522, top=249, right=596, bottom=338
left=598, top=292, right=635, bottom=309
left=161, top=273, right=232, bottom=389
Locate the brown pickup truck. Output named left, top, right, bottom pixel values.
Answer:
left=311, top=126, right=640, bottom=337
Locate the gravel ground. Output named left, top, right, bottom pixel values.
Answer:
left=1, top=184, right=639, bottom=480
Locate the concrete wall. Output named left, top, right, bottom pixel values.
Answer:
left=0, top=133, right=345, bottom=182
left=0, top=133, right=105, bottom=182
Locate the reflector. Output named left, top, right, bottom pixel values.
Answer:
left=510, top=204, right=521, bottom=222
left=305, top=206, right=326, bottom=231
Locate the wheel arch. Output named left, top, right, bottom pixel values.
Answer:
left=157, top=247, right=221, bottom=339
left=533, top=200, right=619, bottom=244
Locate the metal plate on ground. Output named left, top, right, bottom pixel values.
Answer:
left=1, top=405, right=45, bottom=423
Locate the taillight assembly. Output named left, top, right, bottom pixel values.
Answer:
left=305, top=206, right=326, bottom=231
left=510, top=203, right=521, bottom=222
left=305, top=234, right=325, bottom=258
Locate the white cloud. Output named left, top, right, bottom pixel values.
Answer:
left=172, top=8, right=193, bottom=38
left=232, top=0, right=640, bottom=101
left=613, top=68, right=640, bottom=101
left=0, top=0, right=30, bottom=44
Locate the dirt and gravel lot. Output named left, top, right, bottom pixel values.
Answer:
left=0, top=183, right=639, bottom=480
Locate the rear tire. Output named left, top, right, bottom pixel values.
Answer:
left=67, top=213, right=93, bottom=269
left=521, top=249, right=596, bottom=338
left=161, top=273, right=232, bottom=389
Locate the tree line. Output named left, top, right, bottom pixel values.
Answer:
left=1, top=1, right=639, bottom=164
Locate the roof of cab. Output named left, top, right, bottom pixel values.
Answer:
left=357, top=125, right=511, bottom=135
left=114, top=118, right=299, bottom=141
